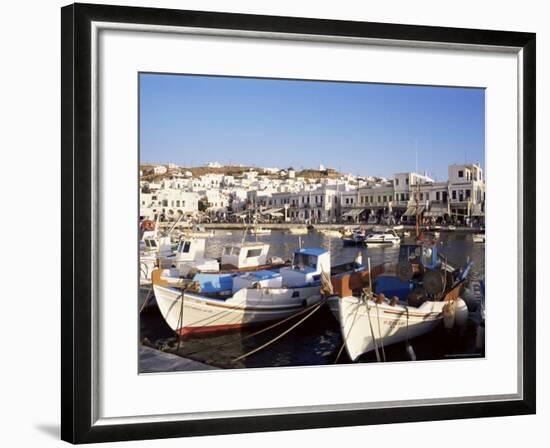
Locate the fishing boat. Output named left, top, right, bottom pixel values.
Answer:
left=288, top=226, right=308, bottom=235
left=472, top=233, right=485, bottom=243
left=330, top=242, right=472, bottom=360
left=250, top=227, right=272, bottom=236
left=152, top=247, right=337, bottom=335
left=139, top=219, right=174, bottom=285
left=364, top=227, right=400, bottom=246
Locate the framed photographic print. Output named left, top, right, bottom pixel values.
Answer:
left=61, top=2, right=536, bottom=444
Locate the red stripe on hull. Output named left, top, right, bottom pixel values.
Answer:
left=176, top=323, right=246, bottom=336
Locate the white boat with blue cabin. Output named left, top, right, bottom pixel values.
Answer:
left=152, top=247, right=356, bottom=336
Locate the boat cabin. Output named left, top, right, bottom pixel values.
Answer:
left=172, top=237, right=206, bottom=262
left=398, top=243, right=440, bottom=270
left=221, top=242, right=270, bottom=269
left=280, top=248, right=331, bottom=287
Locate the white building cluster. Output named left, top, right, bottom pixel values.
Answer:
left=140, top=163, right=485, bottom=225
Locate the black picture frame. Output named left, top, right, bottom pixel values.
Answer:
left=61, top=2, right=536, bottom=444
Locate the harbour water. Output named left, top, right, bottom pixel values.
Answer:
left=139, top=230, right=485, bottom=372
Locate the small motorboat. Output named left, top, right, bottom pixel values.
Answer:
left=472, top=233, right=485, bottom=243
left=250, top=227, right=271, bottom=236
left=180, top=225, right=214, bottom=238
left=288, top=226, right=308, bottom=235
left=342, top=228, right=365, bottom=246
left=364, top=227, right=400, bottom=246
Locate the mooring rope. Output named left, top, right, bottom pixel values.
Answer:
left=232, top=299, right=327, bottom=363
left=375, top=301, right=387, bottom=362
left=139, top=286, right=153, bottom=314
left=365, top=296, right=381, bottom=363
left=180, top=296, right=328, bottom=357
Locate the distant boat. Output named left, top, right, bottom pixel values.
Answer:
left=447, top=225, right=457, bottom=231
left=318, top=229, right=342, bottom=238
left=364, top=228, right=400, bottom=246
left=288, top=226, right=308, bottom=235
left=472, top=233, right=485, bottom=243
left=342, top=228, right=365, bottom=246
left=393, top=224, right=404, bottom=231
left=180, top=225, right=214, bottom=238
left=250, top=227, right=271, bottom=236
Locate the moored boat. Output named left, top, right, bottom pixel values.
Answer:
left=364, top=227, right=400, bottom=246
left=288, top=226, right=308, bottom=235
left=250, top=227, right=271, bottom=236
left=330, top=241, right=472, bottom=360
left=472, top=233, right=485, bottom=243
left=342, top=228, right=365, bottom=246
left=152, top=247, right=337, bottom=335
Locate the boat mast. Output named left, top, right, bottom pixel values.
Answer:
left=415, top=179, right=421, bottom=239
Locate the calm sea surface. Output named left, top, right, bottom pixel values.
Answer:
left=139, top=230, right=485, bottom=371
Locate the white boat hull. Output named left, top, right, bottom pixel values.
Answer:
left=334, top=296, right=445, bottom=360
left=288, top=228, right=308, bottom=235
left=364, top=236, right=400, bottom=246
left=154, top=284, right=322, bottom=335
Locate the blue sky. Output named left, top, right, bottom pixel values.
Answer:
left=139, top=73, right=484, bottom=180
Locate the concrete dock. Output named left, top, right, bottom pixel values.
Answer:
left=139, top=345, right=218, bottom=373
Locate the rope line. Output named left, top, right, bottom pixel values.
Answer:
left=233, top=298, right=328, bottom=363
left=180, top=296, right=326, bottom=357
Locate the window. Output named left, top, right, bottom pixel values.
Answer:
left=458, top=170, right=464, bottom=178
left=436, top=191, right=440, bottom=201
left=406, top=178, right=409, bottom=185
left=452, top=190, right=457, bottom=200
left=377, top=196, right=381, bottom=203
left=293, top=253, right=316, bottom=269
left=425, top=193, right=429, bottom=200
left=246, top=248, right=263, bottom=258
left=178, top=241, right=191, bottom=253
left=345, top=198, right=349, bottom=204
left=419, top=193, right=423, bottom=200
left=466, top=189, right=471, bottom=198
left=383, top=195, right=387, bottom=203
left=224, top=246, right=240, bottom=256
left=395, top=178, right=399, bottom=186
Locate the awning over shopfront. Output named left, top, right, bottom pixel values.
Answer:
left=403, top=206, right=425, bottom=217
left=260, top=207, right=283, bottom=216
left=342, top=208, right=366, bottom=218
left=424, top=205, right=447, bottom=217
